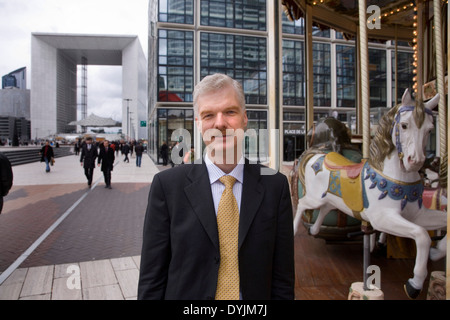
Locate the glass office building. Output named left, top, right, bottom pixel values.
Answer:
left=148, top=0, right=414, bottom=163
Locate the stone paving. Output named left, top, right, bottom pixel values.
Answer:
left=0, top=152, right=158, bottom=300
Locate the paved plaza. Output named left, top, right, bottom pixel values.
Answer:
left=0, top=151, right=159, bottom=300
left=0, top=150, right=444, bottom=301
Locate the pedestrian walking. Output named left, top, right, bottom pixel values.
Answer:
left=98, top=140, right=115, bottom=189
left=135, top=141, right=144, bottom=167
left=40, top=140, right=54, bottom=173
left=130, top=141, right=134, bottom=157
left=122, top=143, right=130, bottom=163
left=160, top=142, right=169, bottom=166
left=80, top=137, right=98, bottom=188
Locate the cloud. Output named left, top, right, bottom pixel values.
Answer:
left=0, top=0, right=148, bottom=122
left=85, top=66, right=123, bottom=121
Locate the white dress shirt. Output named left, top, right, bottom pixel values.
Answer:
left=204, top=155, right=244, bottom=215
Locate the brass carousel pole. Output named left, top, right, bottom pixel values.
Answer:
left=349, top=0, right=382, bottom=300
left=433, top=0, right=447, bottom=189
left=358, top=0, right=371, bottom=293
left=446, top=0, right=450, bottom=301
left=305, top=4, right=314, bottom=148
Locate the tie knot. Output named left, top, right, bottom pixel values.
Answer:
left=219, top=175, right=236, bottom=189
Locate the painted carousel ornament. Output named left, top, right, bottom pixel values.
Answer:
left=293, top=89, right=447, bottom=299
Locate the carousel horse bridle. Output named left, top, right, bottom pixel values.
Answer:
left=393, top=105, right=433, bottom=161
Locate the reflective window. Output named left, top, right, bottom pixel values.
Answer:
left=158, top=30, right=194, bottom=102
left=200, top=0, right=266, bottom=31
left=245, top=111, right=268, bottom=162
left=313, top=42, right=331, bottom=106
left=282, top=14, right=330, bottom=37
left=369, top=48, right=387, bottom=107
left=282, top=40, right=331, bottom=106
left=392, top=51, right=414, bottom=105
left=336, top=45, right=356, bottom=108
left=159, top=0, right=194, bottom=24
left=282, top=40, right=305, bottom=106
left=200, top=33, right=267, bottom=104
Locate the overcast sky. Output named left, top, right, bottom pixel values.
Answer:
left=0, top=0, right=149, bottom=122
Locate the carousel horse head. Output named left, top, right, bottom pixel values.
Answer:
left=369, top=88, right=440, bottom=173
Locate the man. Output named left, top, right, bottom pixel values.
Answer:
left=40, top=140, right=54, bottom=173
left=138, top=74, right=294, bottom=300
left=98, top=140, right=115, bottom=189
left=135, top=141, right=144, bottom=167
left=160, top=142, right=169, bottom=166
left=80, top=137, right=98, bottom=188
left=122, top=142, right=130, bottom=163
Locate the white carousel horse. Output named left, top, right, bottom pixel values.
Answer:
left=293, top=89, right=447, bottom=299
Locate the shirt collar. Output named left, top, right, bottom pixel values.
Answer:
left=204, top=155, right=244, bottom=185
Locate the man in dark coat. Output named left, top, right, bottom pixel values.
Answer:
left=138, top=74, right=294, bottom=300
left=98, top=140, right=115, bottom=189
left=80, top=137, right=98, bottom=188
left=40, top=140, right=54, bottom=173
left=135, top=142, right=144, bottom=167
left=122, top=143, right=130, bottom=163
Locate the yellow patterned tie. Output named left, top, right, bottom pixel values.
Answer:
left=215, top=175, right=240, bottom=300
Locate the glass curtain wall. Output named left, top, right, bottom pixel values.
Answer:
left=158, top=29, right=194, bottom=102
left=336, top=45, right=356, bottom=108
left=200, top=0, right=266, bottom=30
left=392, top=51, right=415, bottom=105
left=200, top=33, right=267, bottom=104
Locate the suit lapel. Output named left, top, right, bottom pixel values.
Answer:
left=239, top=162, right=265, bottom=249
left=183, top=161, right=265, bottom=251
left=184, top=163, right=219, bottom=250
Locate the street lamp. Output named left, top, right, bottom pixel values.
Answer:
left=124, top=99, right=132, bottom=139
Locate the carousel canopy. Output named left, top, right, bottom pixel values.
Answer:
left=282, top=0, right=420, bottom=42
left=68, top=113, right=121, bottom=127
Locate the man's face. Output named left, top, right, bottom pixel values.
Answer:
left=103, top=141, right=109, bottom=148
left=196, top=85, right=248, bottom=163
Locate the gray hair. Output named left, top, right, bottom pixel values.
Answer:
left=193, top=73, right=246, bottom=117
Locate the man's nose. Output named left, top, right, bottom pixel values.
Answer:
left=214, top=112, right=226, bottom=129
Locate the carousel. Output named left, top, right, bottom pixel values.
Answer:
left=282, top=0, right=448, bottom=299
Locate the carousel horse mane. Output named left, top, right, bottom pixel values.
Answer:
left=368, top=98, right=426, bottom=172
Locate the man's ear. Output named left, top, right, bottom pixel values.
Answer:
left=243, top=110, right=248, bottom=131
left=195, top=117, right=202, bottom=132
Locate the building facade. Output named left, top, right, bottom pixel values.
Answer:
left=147, top=0, right=414, bottom=164
left=31, top=33, right=148, bottom=140
left=0, top=67, right=31, bottom=144
left=2, top=67, right=27, bottom=90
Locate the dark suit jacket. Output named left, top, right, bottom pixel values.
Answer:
left=80, top=144, right=98, bottom=169
left=98, top=147, right=115, bottom=171
left=138, top=160, right=295, bottom=300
